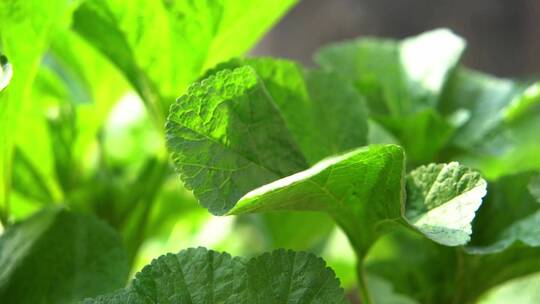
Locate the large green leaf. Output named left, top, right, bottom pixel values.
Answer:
left=0, top=208, right=129, bottom=303
left=0, top=0, right=80, bottom=224
left=84, top=247, right=347, bottom=304
left=166, top=62, right=368, bottom=214
left=202, top=58, right=369, bottom=165
left=315, top=29, right=465, bottom=163
left=72, top=0, right=298, bottom=121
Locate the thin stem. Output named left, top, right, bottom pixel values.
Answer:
left=356, top=261, right=374, bottom=304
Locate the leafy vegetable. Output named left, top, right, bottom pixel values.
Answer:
left=2, top=2, right=539, bottom=303
left=166, top=58, right=491, bottom=303
left=84, top=247, right=347, bottom=304
left=167, top=61, right=486, bottom=251
left=0, top=208, right=128, bottom=303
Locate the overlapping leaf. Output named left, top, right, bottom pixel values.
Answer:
left=0, top=0, right=81, bottom=224
left=315, top=29, right=465, bottom=163
left=167, top=60, right=487, bottom=257
left=84, top=247, right=347, bottom=304
left=367, top=172, right=540, bottom=303
left=0, top=208, right=128, bottom=303
left=72, top=0, right=298, bottom=120
left=441, top=69, right=540, bottom=179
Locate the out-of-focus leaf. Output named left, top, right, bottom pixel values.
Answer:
left=365, top=230, right=457, bottom=303
left=457, top=210, right=540, bottom=302
left=478, top=272, right=540, bottom=304
left=367, top=275, right=420, bottom=304
left=0, top=208, right=129, bottom=303
left=529, top=174, right=540, bottom=202
left=471, top=173, right=539, bottom=246
left=258, top=211, right=335, bottom=251
left=84, top=247, right=348, bottom=304
left=439, top=69, right=521, bottom=148
left=315, top=29, right=464, bottom=163
left=72, top=0, right=298, bottom=120
left=441, top=69, right=540, bottom=179
left=0, top=0, right=81, bottom=223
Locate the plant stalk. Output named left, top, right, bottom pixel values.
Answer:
left=356, top=261, right=374, bottom=304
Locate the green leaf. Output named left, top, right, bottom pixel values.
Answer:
left=441, top=69, right=540, bottom=179
left=228, top=145, right=405, bottom=256
left=167, top=63, right=486, bottom=256
left=0, top=0, right=80, bottom=223
left=201, top=57, right=369, bottom=164
left=316, top=28, right=464, bottom=115
left=315, top=29, right=464, bottom=163
left=72, top=0, right=298, bottom=120
left=367, top=172, right=540, bottom=303
left=456, top=210, right=540, bottom=302
left=471, top=173, right=539, bottom=246
left=406, top=162, right=487, bottom=246
left=84, top=247, right=347, bottom=304
left=0, top=54, right=12, bottom=91
left=166, top=62, right=368, bottom=215
left=478, top=272, right=540, bottom=304
left=440, top=69, right=521, bottom=148
left=0, top=208, right=129, bottom=303
left=367, top=275, right=419, bottom=304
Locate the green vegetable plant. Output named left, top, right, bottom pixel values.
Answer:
left=164, top=30, right=540, bottom=303
left=0, top=1, right=539, bottom=303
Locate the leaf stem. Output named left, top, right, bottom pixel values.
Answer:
left=356, top=261, right=374, bottom=304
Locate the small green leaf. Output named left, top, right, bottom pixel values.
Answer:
left=84, top=247, right=347, bottom=304
left=406, top=162, right=487, bottom=246
left=368, top=172, right=540, bottom=303
left=0, top=208, right=129, bottom=303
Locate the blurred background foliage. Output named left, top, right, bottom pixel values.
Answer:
left=0, top=0, right=539, bottom=302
